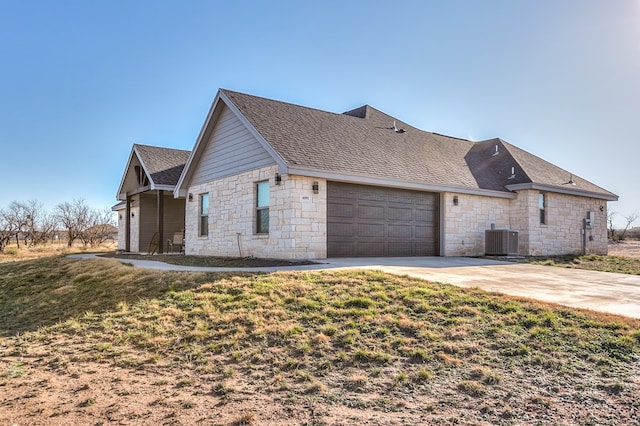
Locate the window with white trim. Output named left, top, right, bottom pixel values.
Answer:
left=539, top=192, right=546, bottom=225
left=199, top=193, right=209, bottom=236
left=256, top=181, right=269, bottom=234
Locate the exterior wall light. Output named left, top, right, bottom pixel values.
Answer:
left=453, top=195, right=459, bottom=206
left=188, top=193, right=193, bottom=202
left=312, top=181, right=319, bottom=194
left=275, top=173, right=282, bottom=185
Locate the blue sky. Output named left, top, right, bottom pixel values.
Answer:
left=1, top=1, right=638, bottom=226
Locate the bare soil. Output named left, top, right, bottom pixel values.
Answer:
left=2, top=342, right=638, bottom=426
left=609, top=240, right=640, bottom=259
left=1, top=245, right=639, bottom=425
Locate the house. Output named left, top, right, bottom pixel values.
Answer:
left=114, top=144, right=190, bottom=253
left=116, top=89, right=618, bottom=258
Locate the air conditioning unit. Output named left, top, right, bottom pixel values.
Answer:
left=485, top=230, right=519, bottom=256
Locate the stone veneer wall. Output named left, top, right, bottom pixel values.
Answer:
left=185, top=165, right=327, bottom=259
left=513, top=189, right=608, bottom=256
left=443, top=191, right=608, bottom=256
left=443, top=193, right=511, bottom=256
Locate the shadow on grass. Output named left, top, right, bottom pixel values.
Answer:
left=0, top=255, right=259, bottom=337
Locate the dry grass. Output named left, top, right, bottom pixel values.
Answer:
left=0, top=241, right=115, bottom=264
left=1, top=250, right=639, bottom=424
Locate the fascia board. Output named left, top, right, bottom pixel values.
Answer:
left=115, top=146, right=137, bottom=201
left=505, top=183, right=619, bottom=201
left=174, top=92, right=223, bottom=198
left=287, top=166, right=517, bottom=199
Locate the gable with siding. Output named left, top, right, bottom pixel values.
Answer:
left=190, top=104, right=276, bottom=186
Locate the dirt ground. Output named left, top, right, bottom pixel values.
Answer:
left=608, top=240, right=640, bottom=259
left=1, top=242, right=640, bottom=425
left=2, top=344, right=638, bottom=426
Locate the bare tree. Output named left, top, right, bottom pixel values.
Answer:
left=619, top=211, right=639, bottom=240
left=38, top=210, right=59, bottom=244
left=55, top=199, right=91, bottom=247
left=5, top=201, right=29, bottom=248
left=81, top=207, right=116, bottom=247
left=0, top=207, right=21, bottom=253
left=18, top=200, right=49, bottom=246
left=607, top=210, right=618, bottom=240
left=55, top=199, right=115, bottom=248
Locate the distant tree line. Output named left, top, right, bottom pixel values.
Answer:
left=0, top=199, right=115, bottom=253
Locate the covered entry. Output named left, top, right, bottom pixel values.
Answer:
left=327, top=182, right=440, bottom=257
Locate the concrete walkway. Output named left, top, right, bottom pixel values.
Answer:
left=69, top=254, right=640, bottom=319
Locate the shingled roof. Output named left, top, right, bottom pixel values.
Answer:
left=134, top=144, right=191, bottom=186
left=219, top=89, right=616, bottom=200
left=117, top=144, right=191, bottom=201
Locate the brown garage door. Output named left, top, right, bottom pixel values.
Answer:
left=327, top=182, right=439, bottom=257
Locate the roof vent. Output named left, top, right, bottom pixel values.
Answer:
left=508, top=166, right=516, bottom=180
left=492, top=144, right=499, bottom=156
left=391, top=120, right=406, bottom=134
left=563, top=174, right=576, bottom=186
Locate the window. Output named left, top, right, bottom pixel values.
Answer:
left=539, top=192, right=546, bottom=225
left=256, top=180, right=269, bottom=234
left=199, top=193, right=209, bottom=236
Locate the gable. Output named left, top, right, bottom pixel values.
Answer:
left=117, top=151, right=149, bottom=200
left=117, top=144, right=190, bottom=200
left=189, top=104, right=276, bottom=187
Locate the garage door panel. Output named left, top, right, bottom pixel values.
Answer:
left=327, top=182, right=439, bottom=257
left=388, top=207, right=413, bottom=221
left=328, top=241, right=354, bottom=257
left=415, top=209, right=434, bottom=222
left=358, top=191, right=386, bottom=202
left=358, top=205, right=385, bottom=219
left=328, top=222, right=354, bottom=237
left=388, top=242, right=414, bottom=256
left=388, top=195, right=414, bottom=204
left=358, top=223, right=385, bottom=237
left=389, top=224, right=413, bottom=238
left=328, top=202, right=354, bottom=218
left=357, top=242, right=385, bottom=256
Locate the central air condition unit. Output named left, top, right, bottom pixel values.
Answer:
left=485, top=230, right=519, bottom=256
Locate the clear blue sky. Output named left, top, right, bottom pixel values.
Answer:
left=1, top=1, right=638, bottom=226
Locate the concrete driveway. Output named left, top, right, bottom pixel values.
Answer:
left=321, top=257, right=640, bottom=319
left=70, top=255, right=640, bottom=319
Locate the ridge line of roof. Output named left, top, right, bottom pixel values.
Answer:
left=134, top=143, right=191, bottom=153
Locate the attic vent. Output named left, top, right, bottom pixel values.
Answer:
left=392, top=121, right=406, bottom=134
left=492, top=144, right=499, bottom=156
left=508, top=166, right=516, bottom=180
left=563, top=174, right=576, bottom=186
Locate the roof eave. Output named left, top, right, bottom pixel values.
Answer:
left=505, top=183, right=618, bottom=201
left=287, top=166, right=517, bottom=199
left=115, top=146, right=137, bottom=201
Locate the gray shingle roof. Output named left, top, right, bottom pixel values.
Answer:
left=221, top=89, right=616, bottom=199
left=134, top=144, right=191, bottom=186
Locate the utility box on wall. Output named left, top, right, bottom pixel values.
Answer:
left=485, top=230, right=519, bottom=256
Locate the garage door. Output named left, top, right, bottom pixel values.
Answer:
left=327, top=182, right=439, bottom=257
